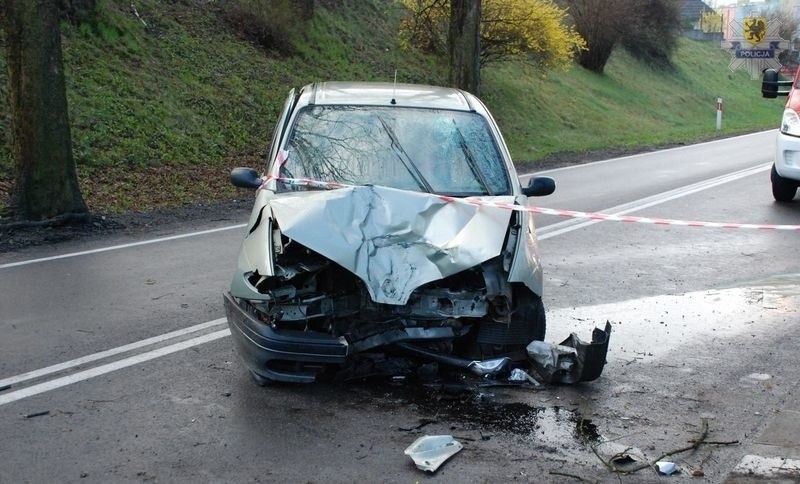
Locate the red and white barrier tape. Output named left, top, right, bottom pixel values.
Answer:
left=262, top=175, right=800, bottom=231
left=527, top=206, right=800, bottom=231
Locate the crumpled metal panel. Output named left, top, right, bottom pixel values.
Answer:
left=507, top=195, right=543, bottom=297
left=237, top=189, right=277, bottom=278
left=267, top=185, right=514, bottom=305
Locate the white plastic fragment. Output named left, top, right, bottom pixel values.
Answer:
left=526, top=340, right=578, bottom=369
left=655, top=461, right=679, bottom=475
left=467, top=357, right=510, bottom=376
left=404, top=435, right=463, bottom=472
left=508, top=368, right=527, bottom=381
left=508, top=368, right=541, bottom=386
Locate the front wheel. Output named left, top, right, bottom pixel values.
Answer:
left=771, top=164, right=797, bottom=202
left=511, top=291, right=546, bottom=343
left=473, top=289, right=546, bottom=359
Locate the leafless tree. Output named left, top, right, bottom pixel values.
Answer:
left=766, top=4, right=800, bottom=43
left=619, top=0, right=681, bottom=69
left=562, top=0, right=681, bottom=73
left=563, top=0, right=631, bottom=73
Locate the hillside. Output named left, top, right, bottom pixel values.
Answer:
left=485, top=40, right=783, bottom=163
left=0, top=0, right=784, bottom=214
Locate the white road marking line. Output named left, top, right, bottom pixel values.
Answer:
left=526, top=130, right=773, bottom=176
left=732, top=455, right=800, bottom=479
left=0, top=224, right=248, bottom=270
left=0, top=329, right=231, bottom=407
left=537, top=163, right=771, bottom=240
left=0, top=318, right=227, bottom=388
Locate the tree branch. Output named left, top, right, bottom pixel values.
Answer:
left=591, top=419, right=736, bottom=476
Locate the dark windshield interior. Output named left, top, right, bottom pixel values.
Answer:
left=279, top=105, right=511, bottom=196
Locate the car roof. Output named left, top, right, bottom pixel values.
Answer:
left=299, top=82, right=477, bottom=111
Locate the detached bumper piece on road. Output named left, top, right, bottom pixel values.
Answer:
left=526, top=322, right=612, bottom=384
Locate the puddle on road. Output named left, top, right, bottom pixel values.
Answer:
left=544, top=279, right=800, bottom=363
left=363, top=379, right=602, bottom=449
left=416, top=397, right=602, bottom=444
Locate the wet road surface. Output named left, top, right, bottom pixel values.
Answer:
left=2, top=131, right=800, bottom=482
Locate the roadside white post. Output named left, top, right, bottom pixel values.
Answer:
left=716, top=97, right=723, bottom=131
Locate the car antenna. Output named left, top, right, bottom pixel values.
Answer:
left=391, top=69, right=397, bottom=105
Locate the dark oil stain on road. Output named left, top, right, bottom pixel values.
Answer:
left=361, top=379, right=603, bottom=447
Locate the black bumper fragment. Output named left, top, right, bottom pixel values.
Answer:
left=527, top=322, right=612, bottom=384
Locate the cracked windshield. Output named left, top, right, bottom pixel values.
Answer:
left=283, top=106, right=510, bottom=195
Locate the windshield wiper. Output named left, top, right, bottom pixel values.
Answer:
left=377, top=116, right=434, bottom=193
left=452, top=126, right=493, bottom=196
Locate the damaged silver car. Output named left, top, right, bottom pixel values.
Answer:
left=224, top=82, right=556, bottom=384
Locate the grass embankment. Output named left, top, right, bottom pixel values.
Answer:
left=0, top=0, right=785, bottom=214
left=485, top=39, right=783, bottom=161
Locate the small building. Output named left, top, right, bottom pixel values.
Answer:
left=682, top=0, right=723, bottom=40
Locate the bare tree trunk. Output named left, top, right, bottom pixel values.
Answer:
left=4, top=0, right=89, bottom=223
left=576, top=38, right=616, bottom=73
left=566, top=0, right=627, bottom=74
left=449, top=0, right=481, bottom=95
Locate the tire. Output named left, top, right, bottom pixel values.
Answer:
left=474, top=288, right=546, bottom=358
left=512, top=291, right=546, bottom=343
left=771, top=164, right=797, bottom=202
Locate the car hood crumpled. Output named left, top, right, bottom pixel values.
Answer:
left=268, top=185, right=514, bottom=305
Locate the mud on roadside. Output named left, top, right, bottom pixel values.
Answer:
left=0, top=199, right=252, bottom=253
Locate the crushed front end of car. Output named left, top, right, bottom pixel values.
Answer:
left=224, top=183, right=547, bottom=383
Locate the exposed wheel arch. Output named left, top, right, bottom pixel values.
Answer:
left=473, top=285, right=546, bottom=358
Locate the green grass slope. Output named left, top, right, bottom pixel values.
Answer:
left=483, top=38, right=783, bottom=162
left=0, top=0, right=784, bottom=214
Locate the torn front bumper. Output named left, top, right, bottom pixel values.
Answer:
left=223, top=292, right=348, bottom=383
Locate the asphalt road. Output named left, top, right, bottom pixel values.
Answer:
left=2, top=130, right=800, bottom=483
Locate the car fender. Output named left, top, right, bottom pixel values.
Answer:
left=507, top=194, right=544, bottom=297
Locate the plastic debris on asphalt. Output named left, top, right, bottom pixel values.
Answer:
left=404, top=435, right=463, bottom=472
left=508, top=368, right=541, bottom=386
left=656, top=461, right=679, bottom=475
left=467, top=357, right=510, bottom=376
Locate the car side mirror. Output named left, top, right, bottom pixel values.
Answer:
left=522, top=176, right=555, bottom=197
left=762, top=68, right=779, bottom=98
left=230, top=167, right=263, bottom=189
